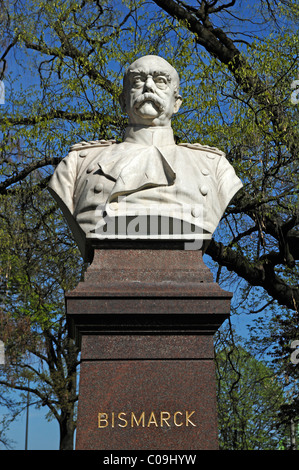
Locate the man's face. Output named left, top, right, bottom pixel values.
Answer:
left=120, top=56, right=182, bottom=127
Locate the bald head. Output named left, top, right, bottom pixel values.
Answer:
left=119, top=55, right=182, bottom=127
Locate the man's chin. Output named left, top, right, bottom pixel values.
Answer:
left=135, top=103, right=160, bottom=115
left=134, top=111, right=161, bottom=123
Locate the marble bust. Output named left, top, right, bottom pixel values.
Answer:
left=48, top=55, right=243, bottom=260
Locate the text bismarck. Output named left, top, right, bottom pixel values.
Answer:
left=98, top=410, right=197, bottom=428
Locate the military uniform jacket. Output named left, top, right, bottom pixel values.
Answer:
left=48, top=126, right=243, bottom=257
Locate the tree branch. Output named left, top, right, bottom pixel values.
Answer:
left=0, top=109, right=120, bottom=127
left=206, top=239, right=298, bottom=311
left=152, top=0, right=298, bottom=155
left=0, top=156, right=61, bottom=194
left=22, top=38, right=116, bottom=95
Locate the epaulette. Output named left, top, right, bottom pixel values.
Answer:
left=69, top=139, right=116, bottom=153
left=178, top=142, right=224, bottom=158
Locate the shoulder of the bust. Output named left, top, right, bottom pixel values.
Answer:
left=178, top=142, right=225, bottom=158
left=69, top=139, right=117, bottom=156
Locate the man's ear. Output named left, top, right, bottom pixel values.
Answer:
left=173, top=95, right=182, bottom=113
left=119, top=91, right=126, bottom=113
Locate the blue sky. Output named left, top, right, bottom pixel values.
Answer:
left=0, top=402, right=60, bottom=450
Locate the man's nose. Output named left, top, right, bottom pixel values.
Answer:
left=143, top=76, right=156, bottom=93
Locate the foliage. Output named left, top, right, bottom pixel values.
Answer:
left=215, top=325, right=294, bottom=450
left=248, top=308, right=299, bottom=446
left=0, top=181, right=82, bottom=449
left=0, top=0, right=298, bottom=448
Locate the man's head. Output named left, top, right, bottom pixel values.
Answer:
left=119, top=55, right=182, bottom=127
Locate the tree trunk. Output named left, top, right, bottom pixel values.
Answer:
left=59, top=413, right=76, bottom=450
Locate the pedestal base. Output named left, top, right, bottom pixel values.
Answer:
left=76, top=335, right=218, bottom=450
left=66, top=242, right=231, bottom=450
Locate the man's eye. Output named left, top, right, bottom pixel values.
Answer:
left=132, top=76, right=144, bottom=86
left=154, top=76, right=168, bottom=88
left=155, top=76, right=167, bottom=83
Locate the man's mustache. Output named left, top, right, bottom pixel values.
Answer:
left=134, top=93, right=165, bottom=111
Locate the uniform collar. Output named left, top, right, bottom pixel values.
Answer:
left=123, top=125, right=175, bottom=147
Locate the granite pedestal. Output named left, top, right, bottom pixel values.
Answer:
left=66, top=241, right=231, bottom=450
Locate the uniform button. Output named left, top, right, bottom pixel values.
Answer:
left=110, top=202, right=118, bottom=210
left=201, top=168, right=209, bottom=176
left=200, top=185, right=209, bottom=196
left=94, top=184, right=103, bottom=193
left=191, top=206, right=201, bottom=218
left=86, top=166, right=95, bottom=173
left=79, top=150, right=88, bottom=157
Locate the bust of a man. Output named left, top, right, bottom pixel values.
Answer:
left=48, top=55, right=243, bottom=260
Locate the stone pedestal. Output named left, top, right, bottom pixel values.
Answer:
left=66, top=241, right=232, bottom=450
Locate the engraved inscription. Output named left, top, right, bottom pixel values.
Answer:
left=98, top=410, right=197, bottom=428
